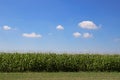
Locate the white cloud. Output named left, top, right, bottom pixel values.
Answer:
left=73, top=32, right=81, bottom=38
left=78, top=21, right=98, bottom=29
left=83, top=33, right=92, bottom=38
left=48, top=33, right=53, bottom=36
left=2, top=25, right=11, bottom=30
left=22, top=32, right=42, bottom=38
left=56, top=25, right=64, bottom=30
left=114, top=38, right=120, bottom=42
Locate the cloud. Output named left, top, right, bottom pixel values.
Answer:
left=73, top=32, right=92, bottom=38
left=114, top=38, right=120, bottom=42
left=73, top=32, right=82, bottom=38
left=1, top=25, right=17, bottom=31
left=78, top=21, right=98, bottom=29
left=48, top=33, right=53, bottom=36
left=83, top=33, right=92, bottom=38
left=22, top=32, right=42, bottom=38
left=2, top=25, right=11, bottom=30
left=56, top=25, right=64, bottom=30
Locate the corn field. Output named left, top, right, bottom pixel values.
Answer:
left=0, top=53, right=120, bottom=72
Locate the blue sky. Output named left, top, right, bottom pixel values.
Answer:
left=0, top=0, right=120, bottom=53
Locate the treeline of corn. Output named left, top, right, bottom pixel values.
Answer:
left=0, top=53, right=120, bottom=72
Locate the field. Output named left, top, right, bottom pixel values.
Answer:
left=0, top=53, right=120, bottom=72
left=0, top=72, right=120, bottom=80
left=0, top=53, right=120, bottom=80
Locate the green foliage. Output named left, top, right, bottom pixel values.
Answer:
left=0, top=53, right=120, bottom=72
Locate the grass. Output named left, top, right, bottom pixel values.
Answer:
left=0, top=72, right=120, bottom=80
